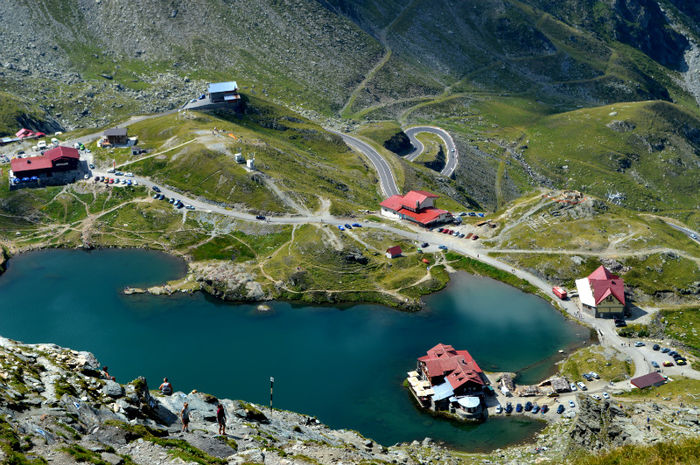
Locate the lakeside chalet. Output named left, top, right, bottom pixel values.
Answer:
left=575, top=265, right=627, bottom=319
left=407, top=343, right=489, bottom=420
left=10, top=146, right=81, bottom=188
left=380, top=190, right=453, bottom=227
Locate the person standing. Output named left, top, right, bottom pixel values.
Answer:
left=216, top=403, right=226, bottom=435
left=180, top=402, right=190, bottom=433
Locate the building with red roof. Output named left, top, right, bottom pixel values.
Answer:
left=385, top=246, right=402, bottom=259
left=417, top=343, right=485, bottom=393
left=10, top=146, right=80, bottom=180
left=407, top=343, right=487, bottom=419
left=380, top=190, right=452, bottom=227
left=630, top=372, right=666, bottom=389
left=574, top=265, right=626, bottom=319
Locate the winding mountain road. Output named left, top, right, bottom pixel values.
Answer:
left=404, top=126, right=459, bottom=177
left=330, top=131, right=400, bottom=197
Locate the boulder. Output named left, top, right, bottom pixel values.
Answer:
left=102, top=381, right=124, bottom=398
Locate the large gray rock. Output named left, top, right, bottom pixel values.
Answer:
left=102, top=380, right=124, bottom=398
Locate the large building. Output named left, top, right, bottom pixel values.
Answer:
left=104, top=128, right=128, bottom=146
left=208, top=81, right=240, bottom=103
left=380, top=190, right=453, bottom=227
left=10, top=146, right=80, bottom=179
left=575, top=265, right=626, bottom=318
left=407, top=343, right=487, bottom=419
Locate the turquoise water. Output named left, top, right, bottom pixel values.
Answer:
left=0, top=249, right=587, bottom=450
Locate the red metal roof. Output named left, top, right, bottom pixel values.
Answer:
left=401, top=190, right=439, bottom=209
left=586, top=265, right=625, bottom=305
left=631, top=372, right=666, bottom=389
left=380, top=195, right=404, bottom=211
left=11, top=156, right=52, bottom=173
left=44, top=146, right=80, bottom=161
left=419, top=343, right=483, bottom=383
left=398, top=207, right=449, bottom=225
left=386, top=246, right=402, bottom=256
left=588, top=265, right=619, bottom=281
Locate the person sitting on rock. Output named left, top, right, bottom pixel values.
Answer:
left=159, top=377, right=173, bottom=396
left=102, top=366, right=115, bottom=381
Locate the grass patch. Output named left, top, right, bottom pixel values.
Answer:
left=559, top=345, right=632, bottom=382
left=658, top=307, right=700, bottom=358
left=617, top=377, right=700, bottom=406
left=568, top=436, right=700, bottom=465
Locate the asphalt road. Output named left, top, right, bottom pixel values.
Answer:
left=403, top=126, right=459, bottom=177
left=664, top=220, right=700, bottom=244
left=330, top=131, right=400, bottom=197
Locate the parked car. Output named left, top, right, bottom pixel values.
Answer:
left=421, top=242, right=429, bottom=248
left=115, top=171, right=123, bottom=176
left=677, top=359, right=687, bottom=366
left=352, top=223, right=362, bottom=228
left=255, top=215, right=266, bottom=220
left=651, top=361, right=660, bottom=368
left=152, top=186, right=161, bottom=193
left=653, top=344, right=660, bottom=351
left=344, top=224, right=352, bottom=229
left=590, top=372, right=600, bottom=379
left=634, top=341, right=645, bottom=347
left=591, top=394, right=601, bottom=400
left=186, top=205, right=195, bottom=210
left=541, top=404, right=549, bottom=414
left=89, top=163, right=95, bottom=169
left=438, top=245, right=447, bottom=250
left=602, top=392, right=610, bottom=400
left=524, top=401, right=533, bottom=412
left=569, top=400, right=575, bottom=408
left=495, top=405, right=502, bottom=414
left=557, top=404, right=565, bottom=414
left=582, top=373, right=592, bottom=381
left=531, top=404, right=540, bottom=414
left=337, top=225, right=344, bottom=231
left=570, top=383, right=577, bottom=391
left=663, top=361, right=674, bottom=367
left=125, top=172, right=134, bottom=177
left=614, top=319, right=627, bottom=327
left=577, top=381, right=587, bottom=391
left=661, top=347, right=670, bottom=353
left=515, top=403, right=523, bottom=413
left=152, top=193, right=159, bottom=199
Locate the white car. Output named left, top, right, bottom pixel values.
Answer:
left=125, top=172, right=134, bottom=177
left=569, top=400, right=575, bottom=408
left=577, top=381, right=587, bottom=391
left=590, top=372, right=600, bottom=379
left=602, top=392, right=610, bottom=399
left=591, top=394, right=601, bottom=400
left=495, top=405, right=503, bottom=414
left=570, top=383, right=577, bottom=391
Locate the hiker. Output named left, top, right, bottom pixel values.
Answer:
left=216, top=403, right=226, bottom=435
left=159, top=377, right=173, bottom=396
left=180, top=402, right=190, bottom=433
left=102, top=366, right=115, bottom=381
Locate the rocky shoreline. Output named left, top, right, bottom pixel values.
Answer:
left=1, top=336, right=698, bottom=465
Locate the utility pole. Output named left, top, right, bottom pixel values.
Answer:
left=269, top=376, right=274, bottom=411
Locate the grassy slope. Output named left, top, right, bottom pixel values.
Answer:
left=93, top=96, right=383, bottom=215
left=658, top=307, right=700, bottom=358
left=487, top=192, right=700, bottom=301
